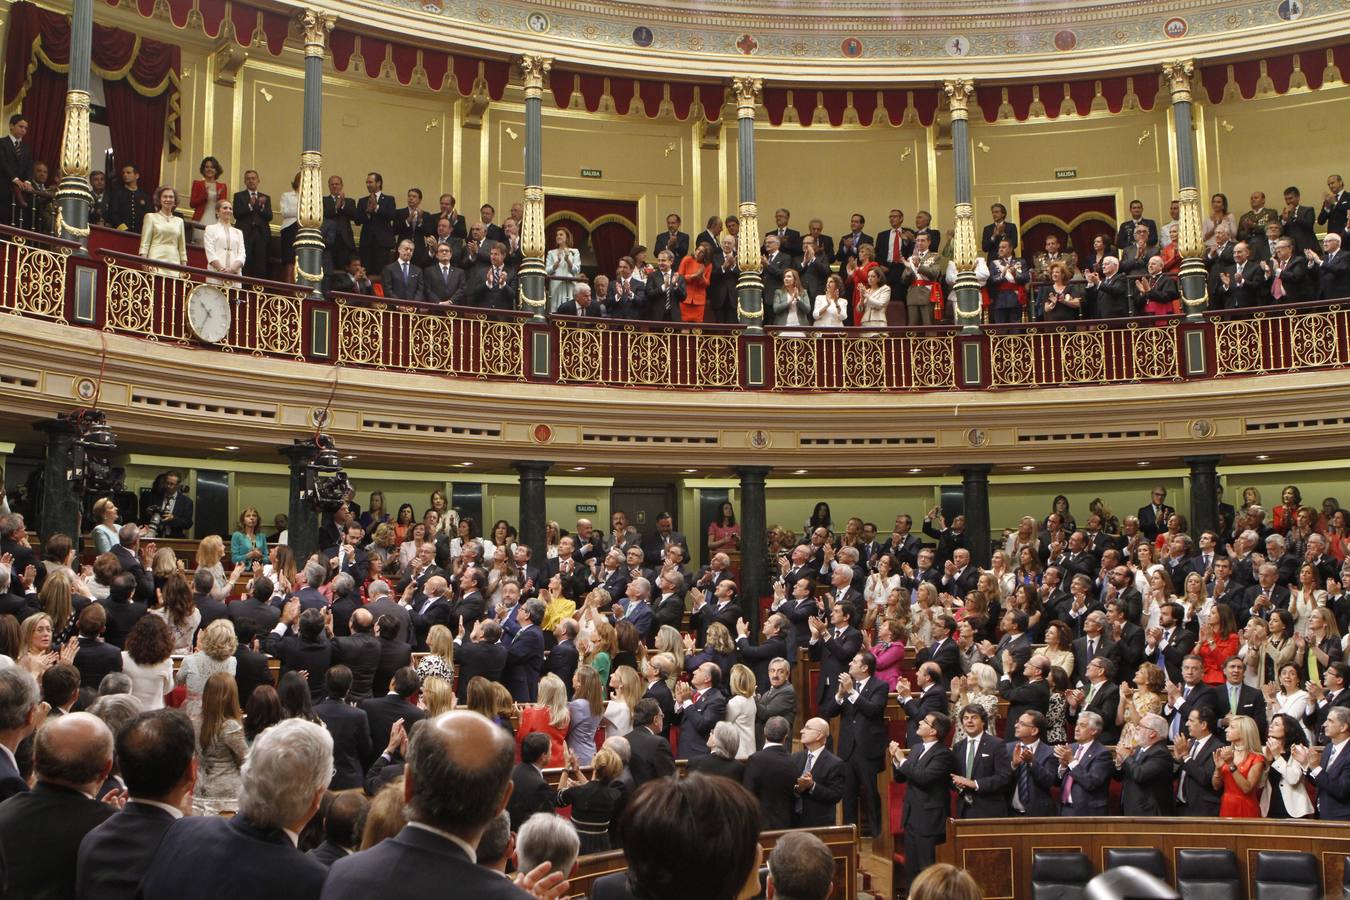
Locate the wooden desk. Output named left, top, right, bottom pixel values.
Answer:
left=937, top=816, right=1350, bottom=900
left=567, top=825, right=858, bottom=900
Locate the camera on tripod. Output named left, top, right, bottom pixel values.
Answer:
left=304, top=434, right=354, bottom=513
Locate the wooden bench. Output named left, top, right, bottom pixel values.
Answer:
left=567, top=825, right=859, bottom=900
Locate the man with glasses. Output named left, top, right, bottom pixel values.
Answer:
left=1137, top=486, right=1175, bottom=542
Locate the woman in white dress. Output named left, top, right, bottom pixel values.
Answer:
left=724, top=664, right=758, bottom=760
left=279, top=172, right=300, bottom=281
left=1288, top=563, right=1326, bottom=638
left=546, top=228, right=581, bottom=312
left=602, top=665, right=641, bottom=739
left=864, top=553, right=902, bottom=611
left=812, top=273, right=848, bottom=327
left=138, top=187, right=187, bottom=267
left=203, top=199, right=245, bottom=284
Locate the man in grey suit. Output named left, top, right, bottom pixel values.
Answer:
left=754, top=658, right=797, bottom=750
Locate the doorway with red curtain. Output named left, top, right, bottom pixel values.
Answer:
left=1016, top=194, right=1118, bottom=261
left=543, top=195, right=638, bottom=281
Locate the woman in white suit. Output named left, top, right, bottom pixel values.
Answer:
left=546, top=227, right=581, bottom=312
left=203, top=199, right=245, bottom=284
left=138, top=186, right=187, bottom=267
left=1260, top=712, right=1315, bottom=818
left=812, top=273, right=848, bottom=327
left=857, top=265, right=890, bottom=329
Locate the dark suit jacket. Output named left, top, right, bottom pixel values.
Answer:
left=1008, top=741, right=1061, bottom=816
left=507, top=763, right=555, bottom=831
left=999, top=678, right=1051, bottom=740
left=687, top=752, right=745, bottom=782
left=653, top=230, right=690, bottom=262
left=452, top=640, right=507, bottom=703
left=1119, top=742, right=1176, bottom=816
left=371, top=636, right=412, bottom=698
left=228, top=597, right=281, bottom=633
left=1076, top=680, right=1122, bottom=745
left=1152, top=626, right=1198, bottom=683
left=1312, top=741, right=1350, bottom=820
left=895, top=742, right=956, bottom=837
left=0, top=782, right=113, bottom=900
left=234, top=646, right=273, bottom=705
left=952, top=732, right=1012, bottom=818
left=813, top=626, right=863, bottom=704
left=643, top=271, right=686, bottom=321
left=262, top=630, right=332, bottom=702
left=330, top=632, right=381, bottom=700
left=1276, top=255, right=1316, bottom=302
left=76, top=799, right=176, bottom=900
left=420, top=263, right=466, bottom=303
left=627, top=725, right=676, bottom=786
left=981, top=221, right=1019, bottom=256
left=916, top=637, right=963, bottom=686
left=1116, top=217, right=1160, bottom=249
left=74, top=636, right=123, bottom=688
left=1173, top=734, right=1222, bottom=816
left=324, top=824, right=526, bottom=900
left=359, top=692, right=426, bottom=753
left=1058, top=740, right=1115, bottom=816
left=675, top=686, right=727, bottom=758
left=354, top=193, right=397, bottom=253
left=322, top=194, right=358, bottom=253
left=834, top=231, right=873, bottom=265
left=141, top=814, right=326, bottom=900
left=316, top=698, right=373, bottom=790
left=394, top=208, right=435, bottom=266
left=232, top=189, right=273, bottom=242
left=643, top=680, right=675, bottom=739
left=541, top=639, right=579, bottom=692
left=1314, top=249, right=1350, bottom=300
left=791, top=747, right=847, bottom=827
left=742, top=744, right=798, bottom=829
left=111, top=544, right=154, bottom=603
left=737, top=634, right=787, bottom=693
left=308, top=840, right=349, bottom=868
left=380, top=261, right=423, bottom=301
left=901, top=685, right=948, bottom=749
left=1084, top=274, right=1130, bottom=319
left=1318, top=192, right=1350, bottom=236
left=1217, top=682, right=1268, bottom=734
left=1281, top=205, right=1318, bottom=253
left=0, top=741, right=27, bottom=801
left=503, top=625, right=545, bottom=702
left=471, top=268, right=518, bottom=310
left=820, top=677, right=889, bottom=768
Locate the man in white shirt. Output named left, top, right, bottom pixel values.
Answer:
left=203, top=199, right=245, bottom=282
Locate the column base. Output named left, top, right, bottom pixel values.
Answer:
left=952, top=273, right=983, bottom=334
left=55, top=178, right=94, bottom=253
left=737, top=272, right=765, bottom=334
left=1178, top=257, right=1209, bottom=322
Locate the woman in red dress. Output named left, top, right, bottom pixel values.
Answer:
left=515, top=672, right=570, bottom=767
left=1213, top=715, right=1265, bottom=818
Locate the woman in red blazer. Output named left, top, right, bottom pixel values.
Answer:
left=190, top=156, right=228, bottom=222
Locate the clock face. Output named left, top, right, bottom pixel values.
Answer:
left=187, top=285, right=232, bottom=343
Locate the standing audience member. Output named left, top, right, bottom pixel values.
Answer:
left=0, top=667, right=43, bottom=800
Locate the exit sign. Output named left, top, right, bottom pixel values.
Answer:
left=1054, top=168, right=1078, bottom=179
left=576, top=503, right=597, bottom=513
left=581, top=168, right=602, bottom=178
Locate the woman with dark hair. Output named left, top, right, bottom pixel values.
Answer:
left=1197, top=605, right=1240, bottom=684
left=1263, top=662, right=1313, bottom=743
left=707, top=502, right=740, bottom=555
left=391, top=503, right=416, bottom=545
left=244, top=683, right=283, bottom=742
left=121, top=614, right=175, bottom=710
left=1042, top=495, right=1075, bottom=532
left=279, top=171, right=300, bottom=280
left=151, top=570, right=200, bottom=655
left=1274, top=485, right=1304, bottom=534
left=1261, top=712, right=1314, bottom=818
left=1204, top=192, right=1236, bottom=250
left=277, top=670, right=320, bottom=723
left=618, top=773, right=763, bottom=900
left=1082, top=233, right=1116, bottom=276
left=1045, top=666, right=1070, bottom=744
left=805, top=502, right=833, bottom=534
left=190, top=155, right=228, bottom=223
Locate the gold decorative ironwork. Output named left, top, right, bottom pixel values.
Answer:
left=1214, top=319, right=1263, bottom=374
left=943, top=78, right=974, bottom=122
left=559, top=326, right=603, bottom=381
left=254, top=291, right=304, bottom=358
left=408, top=311, right=452, bottom=370
left=738, top=201, right=761, bottom=274
left=1176, top=187, right=1205, bottom=260
left=629, top=331, right=670, bottom=384
left=522, top=185, right=546, bottom=260
left=774, top=337, right=817, bottom=389
left=337, top=302, right=386, bottom=366
left=1290, top=312, right=1338, bottom=368
left=842, top=337, right=884, bottom=388
left=1162, top=59, right=1195, bottom=104
left=695, top=334, right=738, bottom=387
left=990, top=334, right=1034, bottom=386
left=1133, top=325, right=1178, bottom=380
left=105, top=262, right=156, bottom=333
left=911, top=335, right=956, bottom=388
left=1061, top=331, right=1106, bottom=383
left=731, top=75, right=762, bottom=118
left=2, top=235, right=71, bottom=320
left=59, top=89, right=91, bottom=181
left=481, top=321, right=523, bottom=377
left=952, top=202, right=977, bottom=272
left=297, top=149, right=324, bottom=231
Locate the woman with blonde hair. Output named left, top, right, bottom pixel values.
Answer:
left=654, top=625, right=685, bottom=675
left=90, top=497, right=121, bottom=553
left=1117, top=661, right=1166, bottom=751
left=909, top=864, right=982, bottom=900
left=151, top=570, right=200, bottom=655
left=365, top=522, right=398, bottom=563
left=419, top=676, right=455, bottom=717
left=518, top=672, right=570, bottom=766
left=360, top=777, right=408, bottom=849
left=175, top=618, right=238, bottom=722
left=725, top=663, right=758, bottom=760
left=556, top=746, right=623, bottom=855
left=1003, top=516, right=1040, bottom=560
left=567, top=665, right=604, bottom=764
left=415, top=624, right=454, bottom=682
left=230, top=506, right=268, bottom=568
left=193, top=670, right=245, bottom=815
left=910, top=582, right=940, bottom=647
left=603, top=665, right=642, bottom=738
left=38, top=570, right=80, bottom=645
left=195, top=534, right=243, bottom=599
left=949, top=662, right=1000, bottom=722
left=1213, top=714, right=1265, bottom=818
left=17, top=612, right=76, bottom=677
left=150, top=546, right=181, bottom=593
left=987, top=550, right=1015, bottom=602
left=684, top=622, right=736, bottom=680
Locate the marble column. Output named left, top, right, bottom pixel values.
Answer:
left=1185, top=455, right=1222, bottom=538
left=944, top=79, right=983, bottom=333
left=732, top=77, right=765, bottom=333
left=33, top=418, right=82, bottom=544
left=513, top=461, right=552, bottom=561
left=293, top=10, right=335, bottom=299
left=1165, top=60, right=1208, bottom=322
left=959, top=464, right=993, bottom=568
left=734, top=465, right=771, bottom=634
left=518, top=55, right=552, bottom=321
left=279, top=441, right=320, bottom=562
left=54, top=0, right=94, bottom=249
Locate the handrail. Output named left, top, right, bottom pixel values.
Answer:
left=0, top=222, right=82, bottom=251
left=98, top=247, right=312, bottom=296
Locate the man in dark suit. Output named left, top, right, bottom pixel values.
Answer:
left=1162, top=654, right=1221, bottom=742
left=1267, top=238, right=1317, bottom=301
left=604, top=256, right=645, bottom=319
left=1172, top=706, right=1222, bottom=817
left=1218, top=655, right=1267, bottom=734
left=325, top=257, right=374, bottom=295
left=321, top=175, right=359, bottom=270
left=380, top=239, right=423, bottom=301
left=360, top=667, right=426, bottom=752
left=420, top=241, right=466, bottom=303
left=229, top=577, right=282, bottom=634
left=1070, top=611, right=1119, bottom=685
left=1309, top=662, right=1350, bottom=741
left=355, top=171, right=397, bottom=275
left=1214, top=241, right=1269, bottom=309
left=819, top=651, right=889, bottom=836
left=190, top=568, right=229, bottom=632
left=265, top=603, right=334, bottom=702
left=452, top=619, right=508, bottom=704
left=1318, top=174, right=1350, bottom=236
left=1299, top=706, right=1350, bottom=819
left=941, top=547, right=981, bottom=599
left=1055, top=711, right=1115, bottom=817
left=765, top=207, right=803, bottom=259
left=898, top=661, right=948, bottom=748
left=791, top=716, right=847, bottom=827
left=693, top=575, right=741, bottom=645
left=232, top=170, right=273, bottom=279
left=72, top=604, right=122, bottom=689
left=330, top=607, right=381, bottom=701
left=915, top=614, right=962, bottom=685
left=675, top=662, right=727, bottom=758
left=1082, top=259, right=1130, bottom=319
left=983, top=609, right=1033, bottom=677
left=641, top=512, right=689, bottom=568
left=809, top=600, right=862, bottom=705
left=736, top=613, right=788, bottom=693
left=1116, top=199, right=1160, bottom=248
left=402, top=575, right=453, bottom=651
left=507, top=732, right=556, bottom=830
left=371, top=615, right=412, bottom=700
left=652, top=213, right=689, bottom=262
left=94, top=572, right=143, bottom=649
left=1008, top=710, right=1059, bottom=816
left=110, top=524, right=154, bottom=603
left=232, top=619, right=273, bottom=706
left=999, top=654, right=1053, bottom=740
left=75, top=709, right=196, bottom=900
left=0, top=667, right=41, bottom=801
left=470, top=243, right=517, bottom=313
left=1240, top=563, right=1291, bottom=627
left=833, top=213, right=873, bottom=267
left=308, top=793, right=366, bottom=868
left=140, top=720, right=331, bottom=900
left=0, top=114, right=34, bottom=226
left=1147, top=602, right=1197, bottom=683
left=893, top=710, right=956, bottom=892
left=1279, top=186, right=1318, bottom=252
left=502, top=600, right=545, bottom=702
left=1309, top=232, right=1350, bottom=300
left=742, top=715, right=798, bottom=829
left=555, top=282, right=605, bottom=317
left=876, top=207, right=912, bottom=293
left=980, top=203, right=1018, bottom=258
left=643, top=250, right=686, bottom=321
left=542, top=619, right=580, bottom=692
left=326, top=712, right=556, bottom=900
left=627, top=699, right=676, bottom=786
left=0, top=712, right=115, bottom=900
left=105, top=162, right=152, bottom=232
left=325, top=522, right=371, bottom=587
left=950, top=704, right=1011, bottom=818
left=1116, top=713, right=1176, bottom=816
left=643, top=661, right=676, bottom=740
left=1137, top=485, right=1176, bottom=542
left=394, top=189, right=435, bottom=267
left=315, top=666, right=373, bottom=791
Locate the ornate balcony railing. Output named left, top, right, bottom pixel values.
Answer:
left=3, top=228, right=1348, bottom=395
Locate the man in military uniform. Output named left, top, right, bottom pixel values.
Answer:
left=1033, top=234, right=1079, bottom=283
left=902, top=231, right=945, bottom=326
left=1237, top=191, right=1280, bottom=242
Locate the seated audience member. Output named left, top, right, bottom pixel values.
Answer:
left=0, top=713, right=116, bottom=900
left=325, top=710, right=567, bottom=899
left=474, top=809, right=514, bottom=873
left=908, top=863, right=983, bottom=900
left=308, top=792, right=370, bottom=867
left=75, top=709, right=197, bottom=899
left=766, top=831, right=835, bottom=900
left=139, top=719, right=333, bottom=899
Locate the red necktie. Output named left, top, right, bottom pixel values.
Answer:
left=892, top=230, right=901, bottom=261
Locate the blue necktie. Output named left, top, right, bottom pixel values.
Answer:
left=1018, top=747, right=1032, bottom=808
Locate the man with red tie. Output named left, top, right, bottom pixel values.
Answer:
left=877, top=208, right=912, bottom=296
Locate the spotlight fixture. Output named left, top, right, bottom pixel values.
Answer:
left=908, top=467, right=923, bottom=473
left=1255, top=454, right=1270, bottom=460
left=1022, top=465, right=1036, bottom=471
left=223, top=445, right=240, bottom=451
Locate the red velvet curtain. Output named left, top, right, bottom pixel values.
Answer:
left=104, top=78, right=169, bottom=189
left=591, top=222, right=636, bottom=280
left=21, top=66, right=67, bottom=175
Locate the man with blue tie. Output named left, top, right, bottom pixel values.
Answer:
left=1295, top=705, right=1350, bottom=819
left=1162, top=655, right=1219, bottom=742
left=380, top=239, right=422, bottom=300
left=1055, top=711, right=1113, bottom=816
left=616, top=576, right=655, bottom=641
left=949, top=704, right=1010, bottom=818
left=1007, top=711, right=1059, bottom=816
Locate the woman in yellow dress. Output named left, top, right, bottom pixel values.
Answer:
left=1116, top=661, right=1166, bottom=751
left=138, top=186, right=187, bottom=267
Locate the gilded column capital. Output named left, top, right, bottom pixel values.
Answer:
left=943, top=78, right=975, bottom=121
left=300, top=9, right=335, bottom=58
left=1163, top=59, right=1195, bottom=104
left=731, top=76, right=762, bottom=119
left=519, top=54, right=552, bottom=100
